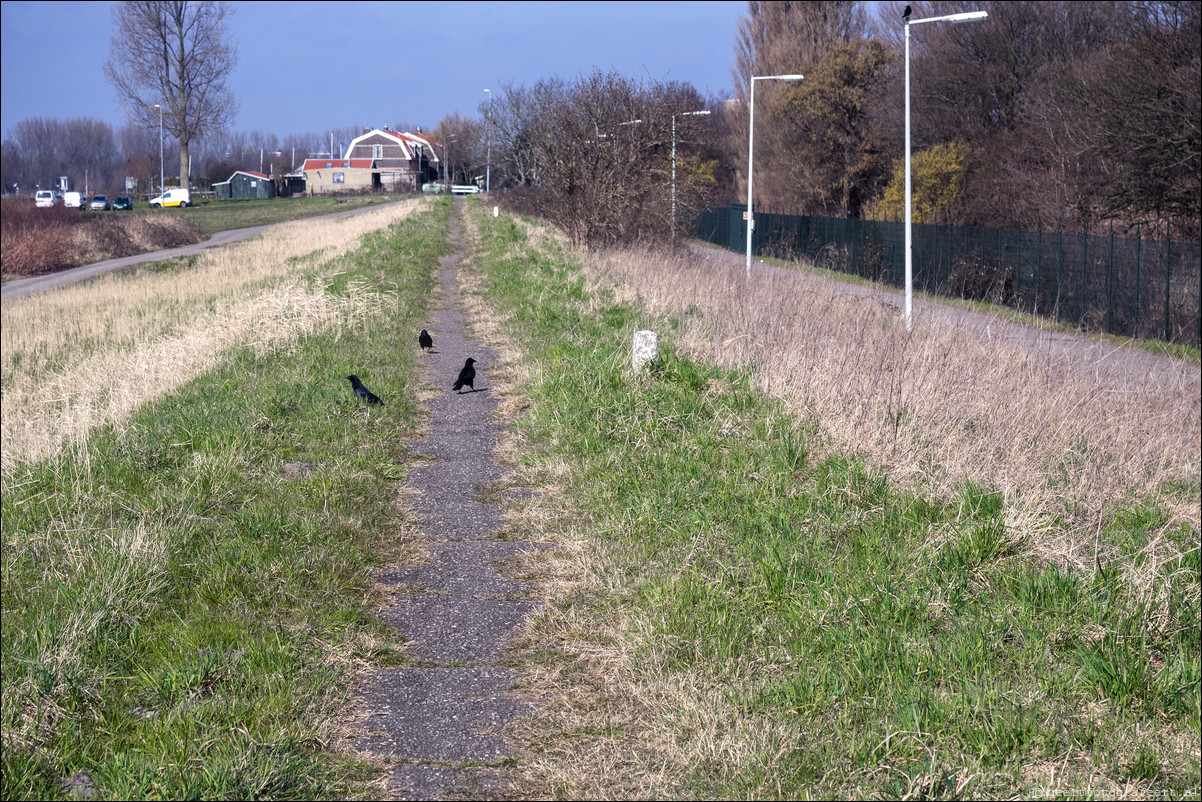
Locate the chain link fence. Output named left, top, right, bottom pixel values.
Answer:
left=694, top=205, right=1202, bottom=347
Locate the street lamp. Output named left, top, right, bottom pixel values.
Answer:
left=745, top=74, right=804, bottom=280
left=904, top=8, right=987, bottom=330
left=484, top=88, right=491, bottom=192
left=154, top=103, right=163, bottom=202
left=672, top=109, right=711, bottom=243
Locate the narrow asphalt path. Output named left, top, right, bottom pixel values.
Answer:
left=1, top=201, right=407, bottom=301
left=352, top=200, right=541, bottom=799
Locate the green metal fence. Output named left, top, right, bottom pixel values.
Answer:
left=693, top=205, right=1202, bottom=347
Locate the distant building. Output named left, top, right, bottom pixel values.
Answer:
left=214, top=170, right=276, bottom=200
left=301, top=127, right=440, bottom=195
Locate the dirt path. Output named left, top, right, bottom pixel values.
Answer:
left=351, top=200, right=541, bottom=799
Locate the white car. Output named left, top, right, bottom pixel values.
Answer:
left=149, top=188, right=191, bottom=208
left=64, top=191, right=84, bottom=209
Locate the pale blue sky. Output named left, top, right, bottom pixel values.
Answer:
left=1, top=0, right=749, bottom=138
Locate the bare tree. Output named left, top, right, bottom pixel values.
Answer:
left=104, top=1, right=239, bottom=191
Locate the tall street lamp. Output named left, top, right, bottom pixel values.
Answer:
left=484, top=88, right=491, bottom=192
left=904, top=8, right=987, bottom=330
left=672, top=109, right=711, bottom=243
left=154, top=103, right=164, bottom=201
left=746, top=74, right=804, bottom=280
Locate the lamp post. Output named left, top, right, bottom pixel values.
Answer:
left=484, top=88, right=491, bottom=192
left=672, top=109, right=711, bottom=243
left=154, top=103, right=163, bottom=201
left=746, top=74, right=804, bottom=280
left=904, top=8, right=987, bottom=330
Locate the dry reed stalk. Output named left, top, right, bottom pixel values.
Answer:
left=1, top=201, right=420, bottom=472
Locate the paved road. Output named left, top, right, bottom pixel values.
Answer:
left=1, top=202, right=405, bottom=302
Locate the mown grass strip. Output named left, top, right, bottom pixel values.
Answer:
left=1, top=197, right=453, bottom=800
left=467, top=206, right=1200, bottom=799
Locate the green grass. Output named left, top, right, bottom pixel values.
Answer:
left=146, top=195, right=403, bottom=236
left=1, top=197, right=453, bottom=799
left=475, top=210, right=1201, bottom=798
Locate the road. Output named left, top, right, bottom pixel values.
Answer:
left=1, top=202, right=405, bottom=301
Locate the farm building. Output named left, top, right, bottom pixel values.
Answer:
left=301, top=127, right=440, bottom=195
left=214, top=170, right=276, bottom=200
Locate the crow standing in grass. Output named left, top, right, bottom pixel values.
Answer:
left=346, top=374, right=383, bottom=405
left=452, top=358, right=476, bottom=393
left=418, top=329, right=434, bottom=351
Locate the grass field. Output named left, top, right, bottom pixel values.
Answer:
left=178, top=195, right=404, bottom=236
left=2, top=195, right=1197, bottom=799
left=458, top=203, right=1201, bottom=798
left=1, top=197, right=451, bottom=799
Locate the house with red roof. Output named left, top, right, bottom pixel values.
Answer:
left=301, top=127, right=440, bottom=195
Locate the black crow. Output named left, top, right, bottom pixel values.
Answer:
left=452, top=358, right=476, bottom=393
left=419, top=329, right=434, bottom=351
left=346, top=374, right=383, bottom=404
left=903, top=5, right=912, bottom=19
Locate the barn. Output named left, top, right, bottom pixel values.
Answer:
left=214, top=170, right=276, bottom=200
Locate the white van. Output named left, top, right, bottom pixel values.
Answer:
left=35, top=190, right=57, bottom=207
left=64, top=191, right=84, bottom=209
left=149, top=188, right=191, bottom=208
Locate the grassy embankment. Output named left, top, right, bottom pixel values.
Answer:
left=460, top=203, right=1200, bottom=799
left=1, top=197, right=452, bottom=798
left=180, top=195, right=403, bottom=237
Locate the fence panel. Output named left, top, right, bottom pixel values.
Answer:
left=693, top=206, right=1201, bottom=346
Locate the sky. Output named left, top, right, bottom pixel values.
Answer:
left=1, top=0, right=750, bottom=140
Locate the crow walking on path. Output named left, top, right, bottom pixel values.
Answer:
left=452, top=358, right=476, bottom=393
left=346, top=374, right=384, bottom=404
left=419, top=329, right=434, bottom=351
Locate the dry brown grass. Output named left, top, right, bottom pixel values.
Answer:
left=459, top=212, right=1199, bottom=799
left=581, top=245, right=1200, bottom=564
left=0, top=200, right=423, bottom=472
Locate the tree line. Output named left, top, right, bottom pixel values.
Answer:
left=5, top=1, right=1195, bottom=246
left=480, top=0, right=1199, bottom=243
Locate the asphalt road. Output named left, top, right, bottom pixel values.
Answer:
left=0, top=202, right=405, bottom=302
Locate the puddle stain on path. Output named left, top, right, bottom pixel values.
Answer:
left=352, top=202, right=540, bottom=799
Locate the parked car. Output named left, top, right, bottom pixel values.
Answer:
left=112, top=195, right=133, bottom=210
left=148, top=188, right=191, bottom=208
left=35, top=190, right=57, bottom=207
left=64, top=191, right=84, bottom=209
left=89, top=194, right=110, bottom=211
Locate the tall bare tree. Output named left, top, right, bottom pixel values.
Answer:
left=104, top=1, right=239, bottom=191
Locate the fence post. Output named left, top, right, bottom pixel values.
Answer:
left=1081, top=226, right=1088, bottom=328
left=1134, top=223, right=1141, bottom=339
left=1016, top=221, right=1023, bottom=310
left=979, top=225, right=986, bottom=300
left=1107, top=221, right=1114, bottom=334
left=1164, top=231, right=1172, bottom=343
left=1035, top=220, right=1043, bottom=315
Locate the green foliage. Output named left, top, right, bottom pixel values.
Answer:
left=874, top=141, right=969, bottom=224
left=469, top=205, right=1201, bottom=798
left=1, top=198, right=452, bottom=799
